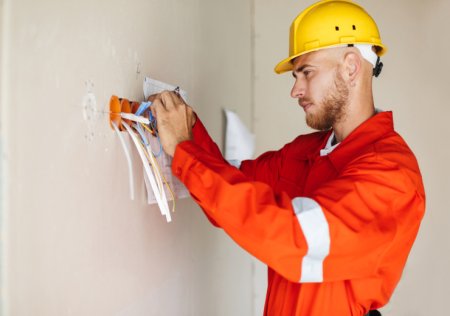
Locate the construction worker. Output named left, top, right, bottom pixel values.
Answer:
left=150, top=0, right=425, bottom=315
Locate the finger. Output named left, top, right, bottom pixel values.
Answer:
left=147, top=94, right=158, bottom=102
left=149, top=91, right=174, bottom=104
left=151, top=98, right=168, bottom=114
left=159, top=91, right=180, bottom=110
left=150, top=104, right=157, bottom=118
left=185, top=105, right=196, bottom=127
left=166, top=90, right=186, bottom=105
left=152, top=102, right=167, bottom=132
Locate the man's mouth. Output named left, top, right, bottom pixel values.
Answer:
left=299, top=101, right=313, bottom=112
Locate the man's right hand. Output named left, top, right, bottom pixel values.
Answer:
left=149, top=91, right=196, bottom=157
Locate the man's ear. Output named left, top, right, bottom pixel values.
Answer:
left=343, top=52, right=362, bottom=83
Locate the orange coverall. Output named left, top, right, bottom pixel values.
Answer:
left=171, top=111, right=425, bottom=315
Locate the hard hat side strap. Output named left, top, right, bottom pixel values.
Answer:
left=373, top=57, right=383, bottom=77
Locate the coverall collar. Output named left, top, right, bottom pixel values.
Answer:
left=326, top=111, right=395, bottom=173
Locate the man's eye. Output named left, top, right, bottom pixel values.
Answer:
left=303, top=70, right=311, bottom=77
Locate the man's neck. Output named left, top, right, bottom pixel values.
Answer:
left=333, top=101, right=375, bottom=143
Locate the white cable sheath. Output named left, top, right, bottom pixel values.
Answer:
left=133, top=123, right=165, bottom=210
left=111, top=122, right=135, bottom=200
left=134, top=123, right=167, bottom=214
left=146, top=146, right=169, bottom=218
left=143, top=169, right=153, bottom=205
left=122, top=121, right=171, bottom=222
left=120, top=113, right=150, bottom=125
left=122, top=121, right=170, bottom=221
left=133, top=124, right=156, bottom=206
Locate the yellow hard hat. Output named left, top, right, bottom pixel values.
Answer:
left=274, top=0, right=387, bottom=74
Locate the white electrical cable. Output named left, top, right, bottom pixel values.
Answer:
left=111, top=122, right=135, bottom=200
left=122, top=121, right=172, bottom=222
left=143, top=169, right=153, bottom=205
left=122, top=121, right=170, bottom=221
left=132, top=123, right=156, bottom=207
left=141, top=151, right=165, bottom=211
left=146, top=146, right=169, bottom=215
left=120, top=112, right=150, bottom=125
left=133, top=122, right=166, bottom=211
left=145, top=145, right=164, bottom=193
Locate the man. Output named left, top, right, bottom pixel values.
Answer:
left=150, top=0, right=425, bottom=315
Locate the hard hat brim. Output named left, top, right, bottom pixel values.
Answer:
left=274, top=53, right=303, bottom=74
left=274, top=43, right=387, bottom=74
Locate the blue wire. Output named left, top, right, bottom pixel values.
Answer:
left=152, top=132, right=163, bottom=157
left=148, top=110, right=157, bottom=130
left=134, top=121, right=162, bottom=157
left=133, top=100, right=162, bottom=157
left=135, top=101, right=152, bottom=116
left=134, top=123, right=149, bottom=146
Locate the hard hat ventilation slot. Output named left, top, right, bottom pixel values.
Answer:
left=335, top=26, right=340, bottom=31
left=352, top=25, right=356, bottom=30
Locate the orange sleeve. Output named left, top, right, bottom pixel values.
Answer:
left=191, top=117, right=225, bottom=161
left=189, top=117, right=282, bottom=225
left=188, top=118, right=224, bottom=227
left=172, top=140, right=425, bottom=285
left=312, top=158, right=425, bottom=284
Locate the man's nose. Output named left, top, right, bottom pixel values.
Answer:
left=291, top=79, right=305, bottom=99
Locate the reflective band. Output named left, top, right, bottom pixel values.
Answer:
left=292, top=197, right=330, bottom=283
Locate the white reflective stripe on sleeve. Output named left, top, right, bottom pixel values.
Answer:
left=292, top=197, right=330, bottom=283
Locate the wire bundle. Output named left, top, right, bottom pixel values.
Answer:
left=110, top=96, right=175, bottom=222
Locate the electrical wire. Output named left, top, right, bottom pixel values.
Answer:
left=140, top=123, right=162, bottom=157
left=143, top=142, right=176, bottom=210
left=140, top=140, right=176, bottom=213
left=133, top=123, right=174, bottom=210
left=138, top=136, right=176, bottom=214
left=112, top=101, right=176, bottom=219
left=111, top=121, right=135, bottom=200
left=121, top=121, right=172, bottom=222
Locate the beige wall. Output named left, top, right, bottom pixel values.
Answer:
left=1, top=0, right=449, bottom=315
left=0, top=0, right=255, bottom=315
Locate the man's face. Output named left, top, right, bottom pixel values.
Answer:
left=291, top=49, right=349, bottom=131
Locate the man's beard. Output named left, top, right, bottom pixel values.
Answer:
left=303, top=70, right=349, bottom=131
